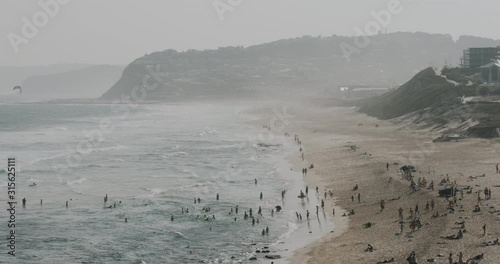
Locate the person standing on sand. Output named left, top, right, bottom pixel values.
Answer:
left=380, top=200, right=385, bottom=212
left=406, top=251, right=417, bottom=264
left=496, top=163, right=499, bottom=173
left=458, top=252, right=463, bottom=264
left=448, top=253, right=453, bottom=264
left=351, top=195, right=354, bottom=202
left=260, top=192, right=263, bottom=200
left=482, top=224, right=486, bottom=236
left=316, top=206, right=319, bottom=216
left=332, top=208, right=335, bottom=216
left=386, top=162, right=389, bottom=171
left=357, top=193, right=361, bottom=203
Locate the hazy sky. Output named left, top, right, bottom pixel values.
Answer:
left=1, top=0, right=499, bottom=66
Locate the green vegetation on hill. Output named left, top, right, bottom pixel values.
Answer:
left=101, top=32, right=500, bottom=101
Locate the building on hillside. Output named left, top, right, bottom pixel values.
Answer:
left=461, top=47, right=500, bottom=69
left=479, top=60, right=500, bottom=85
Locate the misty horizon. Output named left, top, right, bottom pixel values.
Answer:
left=2, top=0, right=500, bottom=67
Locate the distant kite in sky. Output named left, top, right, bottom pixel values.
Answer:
left=13, top=85, right=22, bottom=94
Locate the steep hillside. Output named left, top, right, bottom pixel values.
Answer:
left=0, top=64, right=93, bottom=95
left=101, top=32, right=500, bottom=101
left=359, top=68, right=500, bottom=139
left=358, top=68, right=459, bottom=119
left=22, top=65, right=123, bottom=100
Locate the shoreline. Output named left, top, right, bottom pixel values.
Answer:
left=244, top=104, right=337, bottom=264
left=278, top=104, right=500, bottom=263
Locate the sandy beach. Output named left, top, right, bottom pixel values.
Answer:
left=254, top=103, right=500, bottom=264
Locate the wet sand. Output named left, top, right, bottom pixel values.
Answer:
left=279, top=104, right=500, bottom=264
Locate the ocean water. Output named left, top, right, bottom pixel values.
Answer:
left=0, top=102, right=332, bottom=264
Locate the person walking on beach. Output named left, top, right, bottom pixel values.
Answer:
left=305, top=186, right=308, bottom=196
left=482, top=224, right=487, bottom=236
left=448, top=253, right=453, bottom=264
left=406, top=251, right=417, bottom=264
left=260, top=192, right=263, bottom=200
left=351, top=195, right=354, bottom=202
left=386, top=162, right=389, bottom=171
left=22, top=198, right=26, bottom=207
left=216, top=193, right=219, bottom=200
left=496, top=163, right=499, bottom=173
left=332, top=208, right=335, bottom=216
left=380, top=200, right=385, bottom=212
left=306, top=210, right=310, bottom=221
left=321, top=199, right=324, bottom=209
left=357, top=193, right=361, bottom=203
left=316, top=206, right=319, bottom=216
